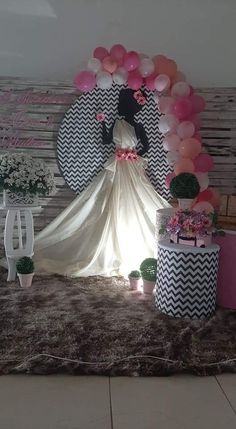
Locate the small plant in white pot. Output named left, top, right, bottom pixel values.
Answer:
left=170, top=172, right=200, bottom=209
left=128, top=270, right=141, bottom=290
left=16, top=257, right=34, bottom=288
left=140, top=258, right=157, bottom=295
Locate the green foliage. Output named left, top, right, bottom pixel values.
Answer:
left=140, top=258, right=157, bottom=282
left=170, top=173, right=200, bottom=199
left=129, top=270, right=141, bottom=278
left=16, top=257, right=34, bottom=274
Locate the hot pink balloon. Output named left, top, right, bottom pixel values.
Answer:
left=163, top=134, right=180, bottom=151
left=145, top=73, right=156, bottom=90
left=93, top=46, right=109, bottom=61
left=110, top=44, right=126, bottom=65
left=165, top=172, right=176, bottom=188
left=208, top=188, right=221, bottom=208
left=190, top=94, right=206, bottom=113
left=188, top=114, right=201, bottom=130
left=123, top=51, right=140, bottom=71
left=172, top=98, right=193, bottom=120
left=127, top=71, right=142, bottom=90
left=194, top=153, right=214, bottom=172
left=74, top=71, right=96, bottom=92
left=155, top=74, right=171, bottom=92
left=177, top=121, right=195, bottom=139
left=158, top=96, right=175, bottom=114
left=193, top=201, right=214, bottom=213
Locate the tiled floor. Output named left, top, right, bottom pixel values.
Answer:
left=0, top=375, right=235, bottom=428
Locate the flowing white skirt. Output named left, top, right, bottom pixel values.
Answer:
left=34, top=156, right=171, bottom=277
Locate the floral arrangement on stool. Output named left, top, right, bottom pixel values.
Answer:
left=128, top=270, right=141, bottom=290
left=16, top=256, right=35, bottom=288
left=0, top=152, right=55, bottom=206
left=140, top=258, right=157, bottom=294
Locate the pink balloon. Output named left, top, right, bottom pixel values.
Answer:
left=171, top=81, right=191, bottom=98
left=172, top=98, right=193, bottom=120
left=74, top=71, right=96, bottom=92
left=127, top=71, right=142, bottom=90
left=174, top=158, right=195, bottom=175
left=158, top=96, right=175, bottom=114
left=195, top=172, right=209, bottom=192
left=174, top=71, right=186, bottom=83
left=190, top=94, right=206, bottom=113
left=165, top=172, right=176, bottom=188
left=145, top=73, right=157, bottom=90
left=123, top=51, right=140, bottom=71
left=193, top=201, right=214, bottom=213
left=158, top=114, right=179, bottom=135
left=155, top=74, right=171, bottom=92
left=102, top=56, right=118, bottom=73
left=93, top=46, right=109, bottom=61
left=179, top=137, right=202, bottom=159
left=163, top=134, right=180, bottom=151
left=110, top=44, right=126, bottom=65
left=193, top=133, right=202, bottom=144
left=177, top=121, right=195, bottom=139
left=188, top=114, right=201, bottom=130
left=194, top=153, right=214, bottom=172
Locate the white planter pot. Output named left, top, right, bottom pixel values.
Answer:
left=178, top=198, right=194, bottom=210
left=128, top=276, right=141, bottom=290
left=17, top=273, right=34, bottom=288
left=143, top=279, right=156, bottom=295
left=3, top=190, right=38, bottom=207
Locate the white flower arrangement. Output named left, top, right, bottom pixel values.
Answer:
left=0, top=152, right=55, bottom=196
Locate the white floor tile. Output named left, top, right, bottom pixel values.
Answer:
left=0, top=376, right=111, bottom=429
left=216, top=374, right=236, bottom=412
left=110, top=375, right=236, bottom=429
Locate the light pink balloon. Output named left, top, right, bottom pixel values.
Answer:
left=158, top=114, right=179, bottom=135
left=110, top=44, right=126, bottom=65
left=193, top=201, right=214, bottom=213
left=166, top=150, right=181, bottom=166
left=127, top=71, right=142, bottom=90
left=174, top=71, right=186, bottom=82
left=171, top=81, right=191, bottom=98
left=163, top=134, right=180, bottom=151
left=158, top=96, right=175, bottom=114
left=195, top=172, right=209, bottom=192
left=165, top=172, right=176, bottom=188
left=93, top=46, right=109, bottom=61
left=172, top=98, right=193, bottom=120
left=145, top=73, right=156, bottom=90
left=190, top=94, right=206, bottom=113
left=74, top=71, right=96, bottom=92
left=123, top=51, right=140, bottom=71
left=154, top=74, right=171, bottom=92
left=194, top=153, right=214, bottom=172
left=177, top=121, right=195, bottom=139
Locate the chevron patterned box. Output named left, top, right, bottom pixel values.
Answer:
left=155, top=240, right=220, bottom=320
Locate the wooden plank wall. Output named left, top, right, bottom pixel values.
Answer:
left=0, top=78, right=236, bottom=239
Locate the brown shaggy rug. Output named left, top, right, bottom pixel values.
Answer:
left=0, top=267, right=235, bottom=376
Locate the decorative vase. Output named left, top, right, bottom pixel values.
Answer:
left=17, top=273, right=34, bottom=288
left=177, top=198, right=194, bottom=210
left=128, top=276, right=141, bottom=290
left=3, top=190, right=38, bottom=207
left=142, top=279, right=156, bottom=295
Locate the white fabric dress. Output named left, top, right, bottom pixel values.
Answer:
left=34, top=119, right=171, bottom=277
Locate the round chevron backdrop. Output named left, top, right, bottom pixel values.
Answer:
left=155, top=243, right=220, bottom=320
left=57, top=84, right=171, bottom=199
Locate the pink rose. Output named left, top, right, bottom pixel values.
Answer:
left=96, top=112, right=105, bottom=122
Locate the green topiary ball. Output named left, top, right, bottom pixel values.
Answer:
left=170, top=173, right=200, bottom=199
left=140, top=258, right=157, bottom=282
left=16, top=257, right=34, bottom=274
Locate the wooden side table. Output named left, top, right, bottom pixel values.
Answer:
left=155, top=240, right=220, bottom=319
left=0, top=205, right=40, bottom=281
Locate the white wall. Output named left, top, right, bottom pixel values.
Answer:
left=0, top=0, right=235, bottom=86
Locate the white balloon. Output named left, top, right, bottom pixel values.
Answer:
left=112, top=67, right=128, bottom=85
left=139, top=58, right=155, bottom=77
left=87, top=57, right=101, bottom=73
left=171, top=81, right=190, bottom=98
left=166, top=150, right=181, bottom=166
left=158, top=114, right=179, bottom=135
left=153, top=91, right=160, bottom=105
left=195, top=172, right=209, bottom=192
left=96, top=71, right=113, bottom=89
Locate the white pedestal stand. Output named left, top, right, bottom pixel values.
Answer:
left=0, top=205, right=40, bottom=281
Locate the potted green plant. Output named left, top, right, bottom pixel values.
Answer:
left=16, top=257, right=34, bottom=288
left=140, top=258, right=157, bottom=295
left=128, top=270, right=141, bottom=290
left=170, top=172, right=200, bottom=209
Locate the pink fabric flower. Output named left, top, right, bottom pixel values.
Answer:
left=115, top=148, right=139, bottom=161
left=96, top=112, right=105, bottom=122
left=133, top=91, right=147, bottom=105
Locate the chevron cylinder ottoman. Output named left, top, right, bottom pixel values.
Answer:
left=155, top=240, right=220, bottom=320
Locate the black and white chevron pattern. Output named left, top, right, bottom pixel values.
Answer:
left=57, top=84, right=171, bottom=199
left=155, top=246, right=220, bottom=319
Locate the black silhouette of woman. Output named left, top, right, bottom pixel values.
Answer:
left=102, top=88, right=149, bottom=156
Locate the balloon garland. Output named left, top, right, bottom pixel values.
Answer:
left=73, top=44, right=220, bottom=213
